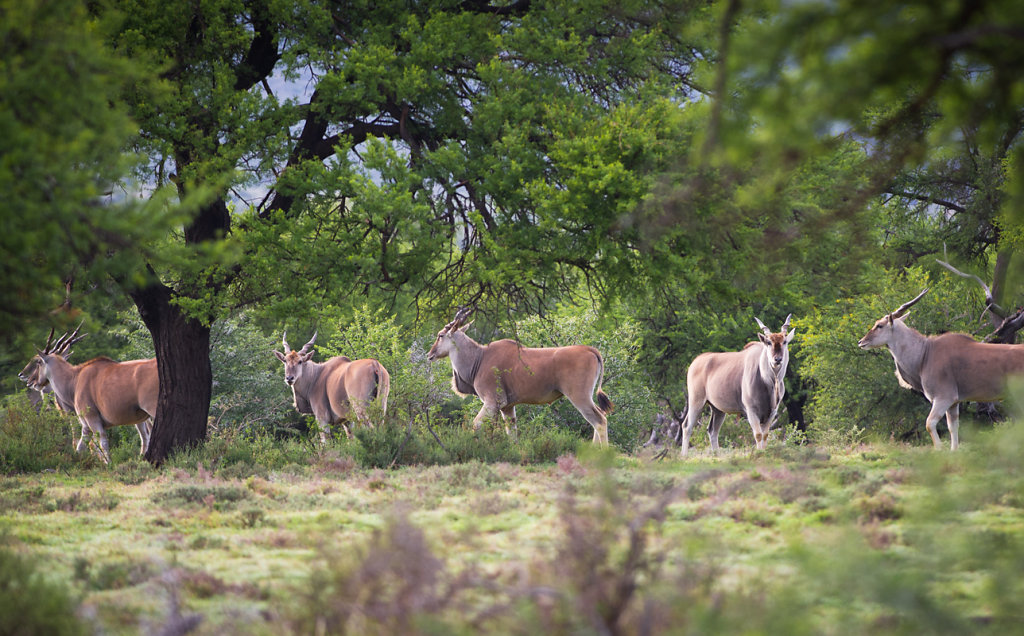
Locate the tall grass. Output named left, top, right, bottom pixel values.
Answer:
left=0, top=392, right=88, bottom=473
left=276, top=424, right=1024, bottom=634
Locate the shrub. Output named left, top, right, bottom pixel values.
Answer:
left=0, top=392, right=87, bottom=473
left=0, top=544, right=88, bottom=635
left=164, top=429, right=313, bottom=476
left=353, top=418, right=447, bottom=469
left=279, top=508, right=462, bottom=635
left=152, top=484, right=250, bottom=511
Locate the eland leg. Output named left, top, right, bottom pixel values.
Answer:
left=473, top=402, right=500, bottom=431
left=500, top=405, right=518, bottom=438
left=924, top=398, right=955, bottom=449
left=946, top=403, right=960, bottom=451
left=75, top=420, right=92, bottom=454
left=707, top=408, right=727, bottom=452
left=79, top=414, right=110, bottom=464
left=748, top=416, right=770, bottom=450
left=315, top=419, right=332, bottom=445
left=566, top=396, right=608, bottom=445
left=350, top=400, right=374, bottom=431
left=135, top=419, right=152, bottom=456
left=682, top=395, right=707, bottom=457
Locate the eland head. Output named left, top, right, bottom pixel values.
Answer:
left=858, top=288, right=930, bottom=350
left=426, top=306, right=473, bottom=362
left=273, top=330, right=318, bottom=386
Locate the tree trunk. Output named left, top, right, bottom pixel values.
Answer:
left=131, top=279, right=212, bottom=466
left=989, top=248, right=1013, bottom=330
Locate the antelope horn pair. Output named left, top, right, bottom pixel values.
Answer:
left=282, top=330, right=317, bottom=355
left=40, top=321, right=87, bottom=356
left=754, top=314, right=793, bottom=336
left=442, top=306, right=473, bottom=335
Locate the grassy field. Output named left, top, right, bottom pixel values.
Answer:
left=2, top=423, right=1024, bottom=635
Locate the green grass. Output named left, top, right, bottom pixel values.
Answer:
left=2, top=424, right=1024, bottom=634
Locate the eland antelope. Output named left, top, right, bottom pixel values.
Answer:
left=26, top=326, right=156, bottom=463
left=273, top=331, right=391, bottom=444
left=858, top=288, right=1024, bottom=450
left=682, top=315, right=794, bottom=455
left=425, top=307, right=614, bottom=444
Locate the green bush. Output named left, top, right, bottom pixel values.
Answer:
left=797, top=267, right=984, bottom=442
left=353, top=417, right=448, bottom=469
left=164, top=429, right=314, bottom=476
left=0, top=543, right=88, bottom=635
left=350, top=411, right=582, bottom=468
left=0, top=392, right=88, bottom=473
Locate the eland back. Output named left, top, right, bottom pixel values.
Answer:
left=426, top=308, right=613, bottom=444
left=682, top=316, right=794, bottom=455
left=273, top=331, right=391, bottom=444
left=858, top=288, right=1024, bottom=450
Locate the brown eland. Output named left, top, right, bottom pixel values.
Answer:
left=425, top=307, right=614, bottom=444
left=682, top=315, right=794, bottom=455
left=28, top=326, right=156, bottom=463
left=858, top=288, right=1024, bottom=450
left=273, top=331, right=391, bottom=444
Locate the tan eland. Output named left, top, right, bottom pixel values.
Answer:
left=273, top=331, right=391, bottom=444
left=28, top=326, right=156, bottom=463
left=858, top=288, right=1024, bottom=450
left=682, top=315, right=794, bottom=455
left=425, top=307, right=614, bottom=444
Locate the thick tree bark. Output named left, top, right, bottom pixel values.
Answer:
left=130, top=278, right=212, bottom=466
left=126, top=198, right=230, bottom=466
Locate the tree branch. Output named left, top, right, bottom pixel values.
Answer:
left=936, top=257, right=1006, bottom=318
left=233, top=2, right=279, bottom=91
left=458, top=0, right=531, bottom=16
left=886, top=189, right=968, bottom=214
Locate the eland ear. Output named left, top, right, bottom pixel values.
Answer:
left=458, top=320, right=474, bottom=332
left=300, top=351, right=315, bottom=362
left=784, top=329, right=796, bottom=344
left=272, top=350, right=286, bottom=363
left=757, top=332, right=770, bottom=345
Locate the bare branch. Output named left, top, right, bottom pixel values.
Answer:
left=935, top=258, right=1005, bottom=318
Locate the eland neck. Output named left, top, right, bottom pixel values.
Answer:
left=38, top=354, right=79, bottom=409
left=884, top=321, right=929, bottom=368
left=449, top=331, right=485, bottom=382
left=883, top=322, right=929, bottom=391
left=291, top=360, right=325, bottom=396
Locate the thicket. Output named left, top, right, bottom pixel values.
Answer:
left=0, top=393, right=92, bottom=474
